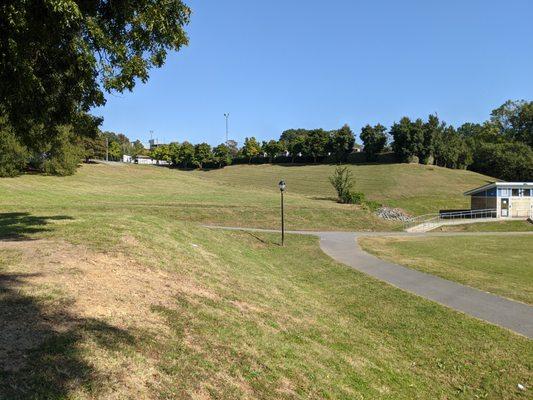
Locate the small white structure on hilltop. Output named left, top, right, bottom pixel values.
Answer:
left=130, top=155, right=171, bottom=165
left=122, top=155, right=132, bottom=163
left=135, top=155, right=155, bottom=164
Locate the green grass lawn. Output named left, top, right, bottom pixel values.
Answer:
left=0, top=163, right=395, bottom=232
left=192, top=163, right=492, bottom=215
left=359, top=235, right=533, bottom=304
left=432, top=220, right=533, bottom=232
left=0, top=164, right=530, bottom=399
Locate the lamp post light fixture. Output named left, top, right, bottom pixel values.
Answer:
left=278, top=180, right=286, bottom=246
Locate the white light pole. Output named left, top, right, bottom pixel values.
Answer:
left=224, top=113, right=229, bottom=143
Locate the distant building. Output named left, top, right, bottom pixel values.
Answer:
left=148, top=139, right=158, bottom=150
left=464, top=182, right=533, bottom=218
left=132, top=155, right=170, bottom=165
left=135, top=155, right=155, bottom=165
left=122, top=155, right=132, bottom=163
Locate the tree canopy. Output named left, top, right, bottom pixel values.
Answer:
left=360, top=124, right=387, bottom=161
left=0, top=0, right=191, bottom=148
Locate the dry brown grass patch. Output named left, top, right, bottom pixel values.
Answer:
left=0, top=239, right=217, bottom=398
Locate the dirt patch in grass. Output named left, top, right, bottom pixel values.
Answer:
left=0, top=239, right=215, bottom=398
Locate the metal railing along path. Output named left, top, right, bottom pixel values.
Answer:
left=403, top=208, right=497, bottom=231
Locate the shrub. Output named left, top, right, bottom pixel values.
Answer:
left=329, top=166, right=364, bottom=204
left=329, top=166, right=353, bottom=203
left=0, top=119, right=28, bottom=177
left=342, top=191, right=366, bottom=205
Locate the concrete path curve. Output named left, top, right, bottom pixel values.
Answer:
left=207, top=226, right=533, bottom=338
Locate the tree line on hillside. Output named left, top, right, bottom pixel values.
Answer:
left=137, top=100, right=533, bottom=181
left=1, top=100, right=532, bottom=180
left=141, top=124, right=357, bottom=169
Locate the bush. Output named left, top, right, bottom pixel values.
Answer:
left=0, top=119, right=28, bottom=177
left=329, top=166, right=353, bottom=203
left=342, top=191, right=366, bottom=205
left=329, top=166, right=363, bottom=204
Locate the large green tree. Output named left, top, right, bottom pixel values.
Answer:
left=242, top=137, right=261, bottom=163
left=193, top=143, right=212, bottom=169
left=419, top=114, right=441, bottom=164
left=390, top=117, right=424, bottom=163
left=262, top=140, right=283, bottom=162
left=471, top=142, right=533, bottom=181
left=490, top=100, right=533, bottom=147
left=150, top=144, right=172, bottom=164
left=131, top=140, right=147, bottom=158
left=360, top=124, right=387, bottom=161
left=307, top=129, right=329, bottom=163
left=0, top=0, right=191, bottom=149
left=179, top=141, right=195, bottom=168
left=212, top=143, right=232, bottom=167
left=287, top=136, right=308, bottom=162
left=433, top=126, right=472, bottom=169
left=329, top=124, right=355, bottom=162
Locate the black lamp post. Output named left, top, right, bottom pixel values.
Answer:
left=278, top=180, right=286, bottom=246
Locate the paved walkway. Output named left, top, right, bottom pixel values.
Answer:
left=207, top=226, right=533, bottom=338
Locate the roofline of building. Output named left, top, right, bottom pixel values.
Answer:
left=464, top=182, right=533, bottom=196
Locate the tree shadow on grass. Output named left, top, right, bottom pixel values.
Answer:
left=0, top=213, right=73, bottom=240
left=0, top=271, right=137, bottom=399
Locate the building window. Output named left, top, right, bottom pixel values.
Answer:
left=512, top=188, right=520, bottom=196
left=499, top=188, right=510, bottom=197
left=522, top=189, right=531, bottom=197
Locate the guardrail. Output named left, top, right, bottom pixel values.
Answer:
left=403, top=208, right=497, bottom=231
left=440, top=208, right=497, bottom=220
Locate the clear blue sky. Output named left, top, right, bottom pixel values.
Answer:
left=95, top=0, right=533, bottom=146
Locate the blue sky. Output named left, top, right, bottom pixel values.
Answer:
left=95, top=0, right=533, bottom=146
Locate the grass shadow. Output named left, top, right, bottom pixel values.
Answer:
left=310, top=196, right=338, bottom=202
left=0, top=270, right=137, bottom=399
left=0, top=213, right=73, bottom=240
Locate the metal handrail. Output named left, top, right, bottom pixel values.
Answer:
left=404, top=208, right=497, bottom=231
left=440, top=208, right=497, bottom=219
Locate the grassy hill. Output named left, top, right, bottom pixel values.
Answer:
left=0, top=162, right=493, bottom=233
left=193, top=163, right=492, bottom=215
left=2, top=163, right=529, bottom=399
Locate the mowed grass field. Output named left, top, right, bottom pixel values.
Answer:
left=359, top=235, right=533, bottom=304
left=0, top=162, right=492, bottom=233
left=192, top=162, right=492, bottom=215
left=432, top=220, right=533, bottom=232
left=0, top=163, right=531, bottom=399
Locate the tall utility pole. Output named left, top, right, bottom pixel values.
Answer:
left=224, top=113, right=229, bottom=143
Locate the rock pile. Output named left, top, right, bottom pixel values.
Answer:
left=375, top=207, right=412, bottom=222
